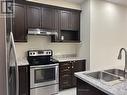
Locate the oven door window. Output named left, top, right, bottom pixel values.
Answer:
left=34, top=68, right=55, bottom=83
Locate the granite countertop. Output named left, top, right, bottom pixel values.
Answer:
left=17, top=58, right=29, bottom=66
left=55, top=57, right=85, bottom=62
left=75, top=69, right=127, bottom=95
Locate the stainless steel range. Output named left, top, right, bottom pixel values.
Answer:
left=27, top=50, right=59, bottom=95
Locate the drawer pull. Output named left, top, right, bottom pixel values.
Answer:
left=63, top=69, right=69, bottom=72
left=62, top=75, right=70, bottom=77
left=63, top=81, right=68, bottom=84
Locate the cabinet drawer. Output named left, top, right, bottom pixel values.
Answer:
left=60, top=62, right=71, bottom=66
left=60, top=75, right=72, bottom=89
left=60, top=67, right=71, bottom=73
left=60, top=63, right=71, bottom=71
left=60, top=74, right=71, bottom=78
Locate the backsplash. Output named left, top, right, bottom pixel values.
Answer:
left=15, top=35, right=79, bottom=59
left=53, top=54, right=77, bottom=59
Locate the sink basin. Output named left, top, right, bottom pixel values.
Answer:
left=86, top=71, right=120, bottom=82
left=84, top=69, right=126, bottom=86
left=104, top=69, right=126, bottom=78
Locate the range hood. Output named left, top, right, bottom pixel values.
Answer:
left=28, top=28, right=58, bottom=36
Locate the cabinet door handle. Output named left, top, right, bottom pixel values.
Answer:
left=63, top=81, right=68, bottom=85
left=62, top=74, right=69, bottom=77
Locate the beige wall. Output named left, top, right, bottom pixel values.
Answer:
left=90, top=0, right=127, bottom=70
left=27, top=0, right=81, bottom=10
left=15, top=36, right=78, bottom=59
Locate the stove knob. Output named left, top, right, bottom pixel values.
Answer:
left=46, top=52, right=48, bottom=54
left=30, top=53, right=32, bottom=55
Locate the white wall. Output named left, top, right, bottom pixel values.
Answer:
left=90, top=0, right=127, bottom=70
left=15, top=36, right=78, bottom=59
left=77, top=0, right=90, bottom=70
left=27, top=0, right=81, bottom=10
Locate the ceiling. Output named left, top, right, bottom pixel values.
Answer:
left=64, top=0, right=127, bottom=6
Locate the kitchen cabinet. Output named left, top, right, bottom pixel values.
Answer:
left=13, top=1, right=81, bottom=42
left=72, top=60, right=85, bottom=87
left=42, top=7, right=58, bottom=30
left=27, top=6, right=59, bottom=30
left=77, top=78, right=107, bottom=95
left=19, top=65, right=29, bottom=95
left=71, top=11, right=80, bottom=31
left=27, top=6, right=41, bottom=28
left=60, top=10, right=71, bottom=30
left=58, top=10, right=80, bottom=42
left=60, top=10, right=80, bottom=31
left=13, top=3, right=27, bottom=42
left=59, top=60, right=85, bottom=90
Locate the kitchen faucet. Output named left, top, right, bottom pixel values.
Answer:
left=118, top=48, right=127, bottom=78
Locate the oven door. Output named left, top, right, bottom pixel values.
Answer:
left=30, top=63, right=59, bottom=88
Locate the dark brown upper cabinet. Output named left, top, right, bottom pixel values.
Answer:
left=57, top=10, right=80, bottom=42
left=12, top=1, right=81, bottom=42
left=42, top=7, right=56, bottom=29
left=71, top=11, right=80, bottom=31
left=27, top=6, right=41, bottom=28
left=60, top=10, right=80, bottom=31
left=60, top=10, right=71, bottom=30
left=13, top=3, right=27, bottom=42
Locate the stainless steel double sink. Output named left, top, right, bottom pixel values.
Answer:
left=84, top=69, right=127, bottom=85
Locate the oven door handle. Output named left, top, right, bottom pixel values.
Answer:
left=30, top=63, right=59, bottom=69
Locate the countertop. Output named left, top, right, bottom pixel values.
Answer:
left=75, top=69, right=127, bottom=95
left=54, top=57, right=85, bottom=62
left=17, top=58, right=29, bottom=66
left=16, top=56, right=85, bottom=66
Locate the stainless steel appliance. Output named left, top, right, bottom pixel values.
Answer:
left=7, top=32, right=19, bottom=95
left=5, top=0, right=19, bottom=95
left=28, top=28, right=58, bottom=36
left=0, top=0, right=18, bottom=95
left=27, top=50, right=59, bottom=95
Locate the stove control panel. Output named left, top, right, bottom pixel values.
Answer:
left=28, top=50, right=52, bottom=56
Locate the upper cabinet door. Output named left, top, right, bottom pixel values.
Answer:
left=60, top=10, right=71, bottom=30
left=41, top=7, right=56, bottom=30
left=27, top=6, right=41, bottom=28
left=13, top=3, right=27, bottom=42
left=60, top=10, right=80, bottom=31
left=71, top=12, right=80, bottom=31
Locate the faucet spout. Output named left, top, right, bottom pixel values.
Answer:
left=118, top=48, right=127, bottom=78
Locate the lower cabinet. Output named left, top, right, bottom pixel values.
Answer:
left=18, top=65, right=29, bottom=95
left=59, top=60, right=86, bottom=90
left=77, top=78, right=108, bottom=95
